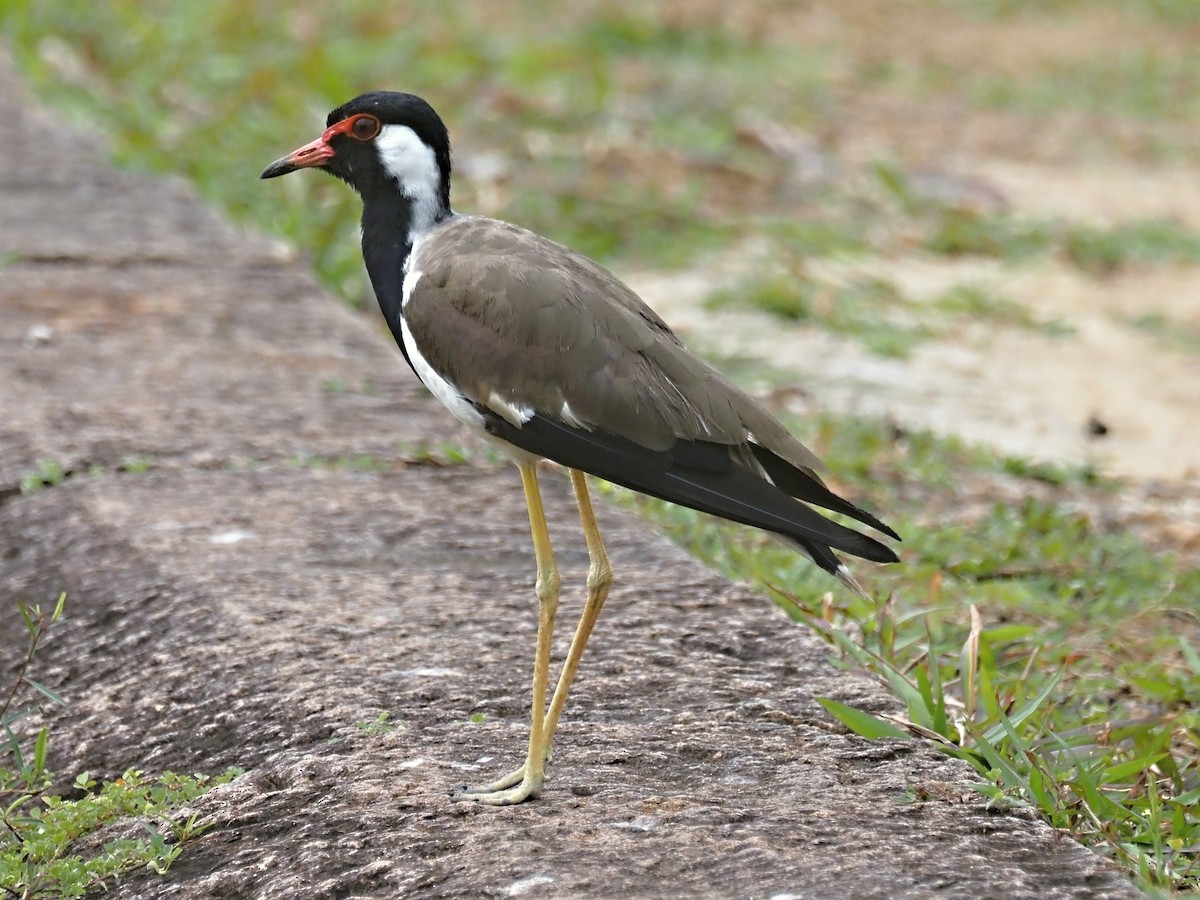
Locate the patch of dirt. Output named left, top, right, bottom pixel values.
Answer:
left=0, top=10, right=1194, bottom=892
left=625, top=4, right=1200, bottom=496
left=4, top=468, right=1139, bottom=899
left=976, top=162, right=1200, bottom=229
left=0, top=40, right=1138, bottom=895
left=630, top=144, right=1200, bottom=557
left=633, top=249, right=1200, bottom=485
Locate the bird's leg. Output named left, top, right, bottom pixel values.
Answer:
left=541, top=469, right=613, bottom=746
left=458, top=469, right=614, bottom=796
left=455, top=461, right=560, bottom=804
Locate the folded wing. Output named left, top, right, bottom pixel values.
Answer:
left=403, top=216, right=900, bottom=575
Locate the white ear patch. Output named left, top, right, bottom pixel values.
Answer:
left=375, top=124, right=443, bottom=238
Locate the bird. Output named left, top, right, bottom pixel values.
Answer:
left=261, top=92, right=899, bottom=805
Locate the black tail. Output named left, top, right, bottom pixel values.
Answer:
left=750, top=444, right=899, bottom=540
left=482, top=412, right=899, bottom=566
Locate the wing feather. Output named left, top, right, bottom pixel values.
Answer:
left=402, top=215, right=899, bottom=572
left=478, top=412, right=898, bottom=566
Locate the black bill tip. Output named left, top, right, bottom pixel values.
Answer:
left=259, top=157, right=297, bottom=180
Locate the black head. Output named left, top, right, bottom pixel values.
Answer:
left=260, top=91, right=452, bottom=211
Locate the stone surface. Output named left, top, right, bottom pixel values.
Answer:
left=0, top=44, right=1134, bottom=899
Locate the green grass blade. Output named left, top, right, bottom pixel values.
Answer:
left=817, top=698, right=911, bottom=741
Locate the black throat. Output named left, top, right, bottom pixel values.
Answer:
left=355, top=137, right=453, bottom=373
left=360, top=189, right=415, bottom=364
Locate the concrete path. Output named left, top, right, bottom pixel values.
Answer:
left=0, top=49, right=1134, bottom=898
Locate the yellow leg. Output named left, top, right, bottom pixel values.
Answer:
left=456, top=460, right=559, bottom=805
left=455, top=469, right=613, bottom=801
left=542, top=469, right=612, bottom=744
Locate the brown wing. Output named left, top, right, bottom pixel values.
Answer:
left=403, top=216, right=898, bottom=562
left=405, top=217, right=820, bottom=466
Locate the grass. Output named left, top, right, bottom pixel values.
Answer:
left=878, top=163, right=1200, bottom=275
left=706, top=271, right=930, bottom=358
left=946, top=0, right=1200, bottom=23
left=5, top=0, right=1200, bottom=892
left=921, top=209, right=1200, bottom=275
left=609, top=412, right=1200, bottom=891
left=18, top=460, right=68, bottom=496
left=928, top=4, right=1200, bottom=121
left=7, top=0, right=1198, bottom=307
left=964, top=52, right=1200, bottom=121
left=354, top=712, right=399, bottom=736
left=0, top=0, right=836, bottom=303
left=1063, top=220, right=1200, bottom=276
left=1128, top=312, right=1200, bottom=358
left=705, top=269, right=1069, bottom=359
left=930, top=283, right=1071, bottom=336
left=702, top=165, right=1200, bottom=359
left=1, top=595, right=238, bottom=897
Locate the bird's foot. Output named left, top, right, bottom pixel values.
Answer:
left=461, top=764, right=526, bottom=793
left=452, top=766, right=543, bottom=805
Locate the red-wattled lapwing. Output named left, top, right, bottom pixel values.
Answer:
left=262, top=92, right=899, bottom=805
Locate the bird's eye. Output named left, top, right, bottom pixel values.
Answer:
left=349, top=115, right=381, bottom=141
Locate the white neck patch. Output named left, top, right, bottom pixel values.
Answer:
left=375, top=124, right=444, bottom=242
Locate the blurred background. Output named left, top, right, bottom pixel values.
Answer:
left=5, top=1, right=1200, bottom=887
left=5, top=0, right=1200, bottom=482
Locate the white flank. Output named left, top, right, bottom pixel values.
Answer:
left=487, top=391, right=534, bottom=426
left=559, top=401, right=589, bottom=429
left=402, top=269, right=423, bottom=309
left=375, top=124, right=443, bottom=241
left=399, top=316, right=485, bottom=431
